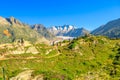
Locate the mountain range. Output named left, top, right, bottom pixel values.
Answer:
left=0, top=16, right=120, bottom=44
left=48, top=25, right=89, bottom=37
left=0, top=16, right=91, bottom=44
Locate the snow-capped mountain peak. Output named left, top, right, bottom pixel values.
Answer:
left=48, top=25, right=89, bottom=37
left=50, top=25, right=75, bottom=31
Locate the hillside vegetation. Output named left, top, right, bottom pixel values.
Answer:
left=0, top=36, right=120, bottom=80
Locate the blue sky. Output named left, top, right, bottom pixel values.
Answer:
left=0, top=0, right=120, bottom=30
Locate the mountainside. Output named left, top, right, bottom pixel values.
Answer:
left=0, top=36, right=120, bottom=79
left=32, top=24, right=55, bottom=40
left=0, top=16, right=48, bottom=44
left=91, top=18, right=120, bottom=38
left=48, top=25, right=89, bottom=37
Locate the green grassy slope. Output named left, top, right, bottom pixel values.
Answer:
left=0, top=36, right=120, bottom=80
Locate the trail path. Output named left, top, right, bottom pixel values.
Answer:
left=0, top=50, right=62, bottom=60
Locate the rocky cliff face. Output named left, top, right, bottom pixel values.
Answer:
left=48, top=25, right=89, bottom=37
left=6, top=16, right=23, bottom=25
left=0, top=16, right=23, bottom=26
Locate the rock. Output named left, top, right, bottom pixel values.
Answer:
left=10, top=70, right=33, bottom=80
left=32, top=75, right=44, bottom=80
left=10, top=70, right=44, bottom=80
left=26, top=46, right=39, bottom=54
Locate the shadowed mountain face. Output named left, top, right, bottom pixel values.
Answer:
left=32, top=24, right=55, bottom=40
left=48, top=25, right=89, bottom=37
left=0, top=17, right=48, bottom=44
left=91, top=18, right=120, bottom=38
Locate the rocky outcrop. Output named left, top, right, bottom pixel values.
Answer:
left=0, top=42, right=39, bottom=56
left=0, top=16, right=23, bottom=26
left=6, top=16, right=23, bottom=25
left=10, top=70, right=44, bottom=80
